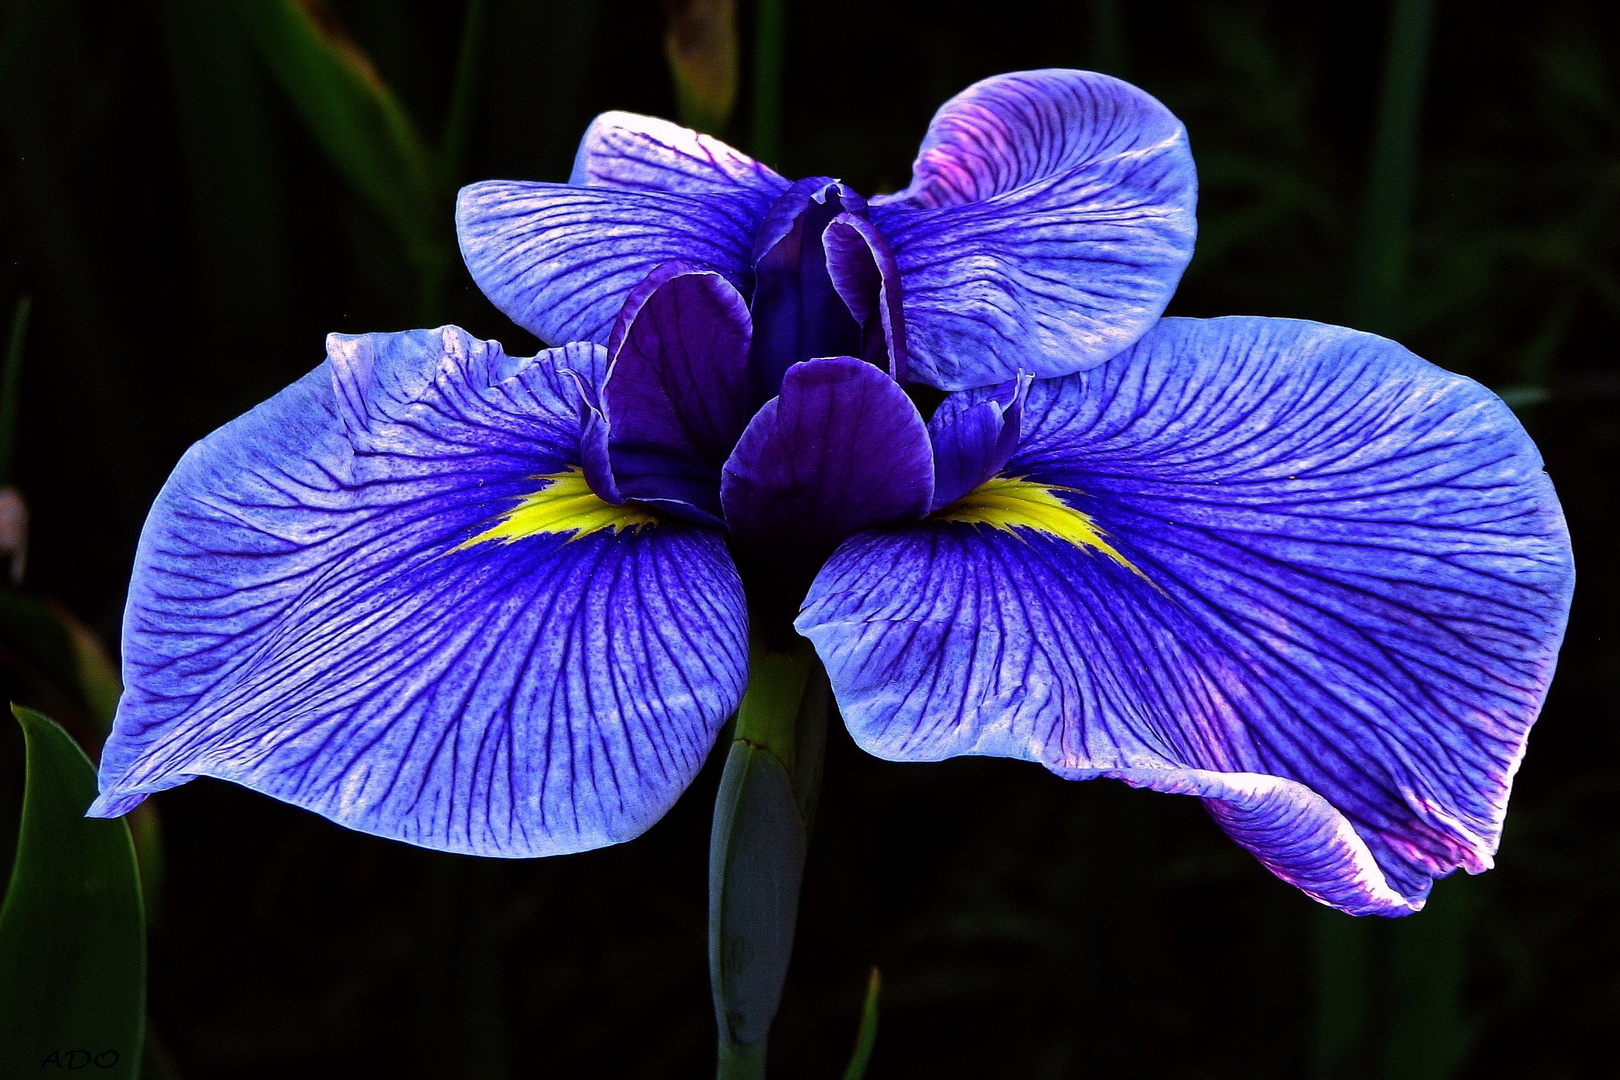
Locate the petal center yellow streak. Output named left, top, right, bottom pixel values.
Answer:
left=935, top=476, right=1144, bottom=577
left=455, top=467, right=658, bottom=550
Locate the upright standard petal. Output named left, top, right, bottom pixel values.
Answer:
left=799, top=317, right=1572, bottom=914
left=721, top=357, right=934, bottom=575
left=456, top=181, right=769, bottom=346
left=927, top=375, right=1030, bottom=510
left=587, top=264, right=753, bottom=522
left=570, top=110, right=790, bottom=199
left=92, top=328, right=748, bottom=857
left=747, top=180, right=868, bottom=402
left=823, top=213, right=908, bottom=383
left=870, top=69, right=1197, bottom=389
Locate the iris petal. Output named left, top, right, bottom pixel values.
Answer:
left=870, top=69, right=1198, bottom=390
left=720, top=356, right=934, bottom=575
left=798, top=317, right=1572, bottom=914
left=590, top=263, right=753, bottom=522
left=456, top=181, right=768, bottom=346
left=823, top=213, right=908, bottom=382
left=91, top=327, right=747, bottom=857
left=570, top=110, right=789, bottom=200
left=747, top=179, right=865, bottom=401
left=927, top=375, right=1030, bottom=509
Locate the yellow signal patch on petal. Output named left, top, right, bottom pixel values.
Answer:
left=936, top=476, right=1143, bottom=576
left=455, top=467, right=658, bottom=550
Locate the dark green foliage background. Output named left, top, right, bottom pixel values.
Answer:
left=1, top=0, right=1615, bottom=1076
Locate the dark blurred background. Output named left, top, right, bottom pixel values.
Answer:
left=1, top=0, right=1616, bottom=1076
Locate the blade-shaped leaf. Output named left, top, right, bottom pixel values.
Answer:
left=0, top=706, right=144, bottom=1077
left=709, top=739, right=806, bottom=1053
left=234, top=0, right=443, bottom=277
left=841, top=967, right=881, bottom=1080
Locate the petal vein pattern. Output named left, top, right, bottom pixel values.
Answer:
left=870, top=69, right=1198, bottom=388
left=456, top=182, right=770, bottom=347
left=92, top=328, right=747, bottom=857
left=570, top=110, right=790, bottom=198
left=799, top=317, right=1573, bottom=915
left=457, top=70, right=1196, bottom=392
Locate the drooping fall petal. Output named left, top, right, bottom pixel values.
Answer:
left=92, top=328, right=747, bottom=857
left=799, top=317, right=1572, bottom=915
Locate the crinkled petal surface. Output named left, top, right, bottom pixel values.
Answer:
left=570, top=110, right=789, bottom=199
left=456, top=181, right=771, bottom=347
left=798, top=317, right=1573, bottom=914
left=870, top=69, right=1197, bottom=390
left=92, top=327, right=748, bottom=857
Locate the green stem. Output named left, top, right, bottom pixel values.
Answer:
left=439, top=0, right=487, bottom=189
left=710, top=636, right=824, bottom=1079
left=1088, top=0, right=1128, bottom=78
left=1311, top=908, right=1373, bottom=1079
left=734, top=638, right=814, bottom=771
left=750, top=0, right=786, bottom=166
left=717, top=1037, right=769, bottom=1080
left=1383, top=876, right=1475, bottom=1079
left=1348, top=0, right=1437, bottom=337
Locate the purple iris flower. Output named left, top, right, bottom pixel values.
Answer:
left=87, top=71, right=1572, bottom=919
left=455, top=69, right=1199, bottom=392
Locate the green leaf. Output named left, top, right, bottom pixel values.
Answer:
left=710, top=740, right=806, bottom=1057
left=233, top=0, right=445, bottom=288
left=0, top=592, right=120, bottom=729
left=0, top=706, right=145, bottom=1078
left=57, top=607, right=121, bottom=731
left=710, top=640, right=832, bottom=1079
left=841, top=967, right=881, bottom=1080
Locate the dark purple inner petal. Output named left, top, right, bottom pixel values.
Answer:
left=721, top=356, right=934, bottom=588
left=823, top=214, right=908, bottom=383
left=927, top=375, right=1030, bottom=508
left=587, top=264, right=752, bottom=523
left=748, top=179, right=868, bottom=402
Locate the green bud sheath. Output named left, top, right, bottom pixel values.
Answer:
left=709, top=637, right=829, bottom=1078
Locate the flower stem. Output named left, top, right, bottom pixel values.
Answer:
left=716, top=1036, right=769, bottom=1080
left=750, top=0, right=786, bottom=166
left=709, top=636, right=826, bottom=1079
left=1348, top=0, right=1436, bottom=338
left=438, top=0, right=488, bottom=190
